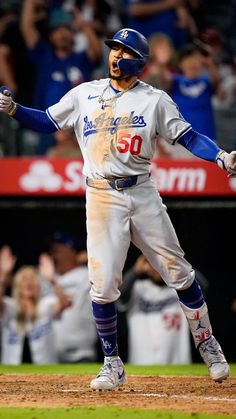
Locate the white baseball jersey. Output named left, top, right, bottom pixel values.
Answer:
left=52, top=267, right=97, bottom=362
left=0, top=295, right=58, bottom=365
left=125, top=280, right=191, bottom=365
left=47, top=79, right=191, bottom=178
left=48, top=77, right=194, bottom=305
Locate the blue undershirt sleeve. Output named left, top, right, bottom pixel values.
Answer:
left=178, top=129, right=221, bottom=162
left=13, top=104, right=57, bottom=134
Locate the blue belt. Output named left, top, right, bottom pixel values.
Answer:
left=107, top=176, right=138, bottom=191
left=86, top=174, right=150, bottom=191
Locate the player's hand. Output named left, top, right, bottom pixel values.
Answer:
left=225, top=151, right=236, bottom=176
left=0, top=86, right=16, bottom=115
left=216, top=150, right=236, bottom=176
left=38, top=253, right=56, bottom=283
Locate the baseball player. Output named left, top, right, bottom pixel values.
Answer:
left=0, top=28, right=235, bottom=390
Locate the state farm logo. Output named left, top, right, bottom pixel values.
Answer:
left=151, top=164, right=206, bottom=192
left=20, top=161, right=62, bottom=192
left=19, top=160, right=85, bottom=193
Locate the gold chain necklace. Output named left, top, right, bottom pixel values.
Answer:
left=98, top=79, right=138, bottom=109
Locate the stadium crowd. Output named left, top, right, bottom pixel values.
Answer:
left=1, top=0, right=236, bottom=156
left=0, top=234, right=98, bottom=364
left=0, top=237, right=195, bottom=365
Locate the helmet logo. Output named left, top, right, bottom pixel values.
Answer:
left=120, top=30, right=129, bottom=39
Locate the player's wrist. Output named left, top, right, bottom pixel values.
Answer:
left=0, top=86, right=17, bottom=116
left=7, top=102, right=17, bottom=117
left=215, top=150, right=228, bottom=170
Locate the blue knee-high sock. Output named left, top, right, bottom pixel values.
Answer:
left=92, top=301, right=118, bottom=357
left=177, top=279, right=205, bottom=309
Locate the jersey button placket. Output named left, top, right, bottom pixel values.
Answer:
left=103, top=101, right=115, bottom=162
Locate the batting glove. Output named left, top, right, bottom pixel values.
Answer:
left=0, top=86, right=17, bottom=116
left=216, top=150, right=236, bottom=176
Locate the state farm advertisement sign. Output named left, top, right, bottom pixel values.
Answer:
left=0, top=158, right=236, bottom=196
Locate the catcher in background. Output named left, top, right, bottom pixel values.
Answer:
left=0, top=27, right=235, bottom=390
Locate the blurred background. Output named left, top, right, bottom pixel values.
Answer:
left=0, top=0, right=236, bottom=366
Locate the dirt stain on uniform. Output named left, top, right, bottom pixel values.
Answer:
left=165, top=254, right=178, bottom=273
left=86, top=188, right=112, bottom=242
left=86, top=188, right=113, bottom=292
left=88, top=256, right=104, bottom=291
left=86, top=103, right=134, bottom=171
left=86, top=105, right=116, bottom=169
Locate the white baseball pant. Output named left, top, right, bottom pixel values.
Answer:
left=86, top=177, right=195, bottom=303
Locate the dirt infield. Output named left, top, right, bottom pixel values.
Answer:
left=0, top=374, right=235, bottom=416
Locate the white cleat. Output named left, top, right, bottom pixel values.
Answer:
left=198, top=335, right=230, bottom=382
left=90, top=356, right=127, bottom=391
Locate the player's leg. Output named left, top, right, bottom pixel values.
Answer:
left=177, top=283, right=229, bottom=382
left=86, top=187, right=130, bottom=390
left=130, top=179, right=229, bottom=382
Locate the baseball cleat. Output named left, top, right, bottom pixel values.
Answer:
left=198, top=335, right=230, bottom=382
left=90, top=356, right=127, bottom=390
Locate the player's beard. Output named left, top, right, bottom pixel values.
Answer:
left=108, top=69, right=131, bottom=81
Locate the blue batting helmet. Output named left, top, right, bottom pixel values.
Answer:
left=105, top=28, right=149, bottom=76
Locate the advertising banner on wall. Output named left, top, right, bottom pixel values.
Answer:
left=0, top=158, right=236, bottom=196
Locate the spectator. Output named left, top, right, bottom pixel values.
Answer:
left=21, top=1, right=101, bottom=110
left=123, top=0, right=195, bottom=48
left=0, top=1, right=49, bottom=156
left=199, top=29, right=236, bottom=111
left=0, top=0, right=45, bottom=105
left=141, top=33, right=196, bottom=159
left=119, top=255, right=191, bottom=365
left=200, top=28, right=232, bottom=67
left=141, top=33, right=176, bottom=91
left=20, top=0, right=101, bottom=154
left=46, top=127, right=82, bottom=158
left=71, top=3, right=103, bottom=60
left=170, top=43, right=222, bottom=141
left=70, top=0, right=123, bottom=78
left=73, top=0, right=123, bottom=48
left=43, top=231, right=97, bottom=363
left=0, top=245, right=17, bottom=295
left=198, top=28, right=236, bottom=150
left=0, top=264, right=71, bottom=365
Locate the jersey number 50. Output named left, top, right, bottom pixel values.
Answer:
left=117, top=133, right=143, bottom=155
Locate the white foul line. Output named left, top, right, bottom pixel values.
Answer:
left=139, top=393, right=236, bottom=402
left=59, top=389, right=236, bottom=402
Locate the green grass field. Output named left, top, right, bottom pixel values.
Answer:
left=0, top=364, right=235, bottom=419
left=0, top=407, right=234, bottom=419
left=1, top=363, right=236, bottom=376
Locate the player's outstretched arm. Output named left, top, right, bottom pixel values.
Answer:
left=178, top=129, right=236, bottom=176
left=0, top=86, right=57, bottom=134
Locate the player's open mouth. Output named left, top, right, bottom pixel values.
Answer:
left=112, top=61, right=119, bottom=71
